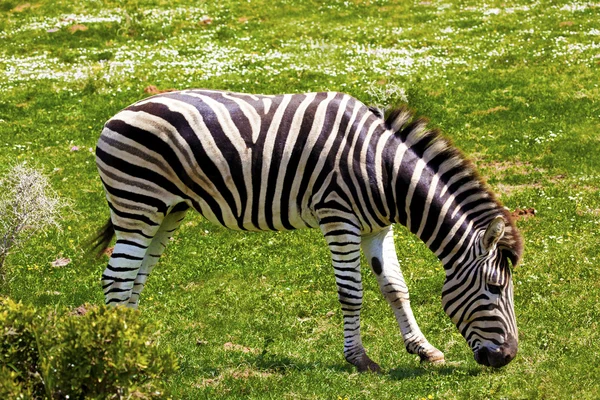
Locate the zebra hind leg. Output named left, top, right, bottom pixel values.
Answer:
left=362, top=227, right=444, bottom=364
left=319, top=216, right=381, bottom=373
left=128, top=203, right=189, bottom=308
left=102, top=219, right=162, bottom=307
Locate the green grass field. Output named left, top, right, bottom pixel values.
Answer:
left=1, top=0, right=599, bottom=398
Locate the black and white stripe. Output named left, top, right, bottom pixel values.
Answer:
left=95, top=89, right=522, bottom=371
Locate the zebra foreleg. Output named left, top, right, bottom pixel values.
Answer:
left=320, top=218, right=381, bottom=373
left=128, top=204, right=189, bottom=308
left=362, top=226, right=445, bottom=364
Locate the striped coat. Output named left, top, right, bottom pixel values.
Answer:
left=95, top=89, right=522, bottom=371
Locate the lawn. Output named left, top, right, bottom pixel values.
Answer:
left=1, top=0, right=599, bottom=398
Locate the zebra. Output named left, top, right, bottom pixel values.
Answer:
left=93, top=89, right=523, bottom=372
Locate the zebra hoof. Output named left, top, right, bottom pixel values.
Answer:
left=347, top=351, right=382, bottom=373
left=356, top=357, right=382, bottom=373
left=419, top=348, right=445, bottom=365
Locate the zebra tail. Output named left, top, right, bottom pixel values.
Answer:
left=89, top=218, right=115, bottom=258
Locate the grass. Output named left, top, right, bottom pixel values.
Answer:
left=1, top=0, right=599, bottom=398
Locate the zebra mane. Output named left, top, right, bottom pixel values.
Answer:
left=381, top=105, right=523, bottom=266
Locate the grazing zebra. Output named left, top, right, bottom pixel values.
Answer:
left=94, top=89, right=523, bottom=371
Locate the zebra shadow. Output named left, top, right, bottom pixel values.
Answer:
left=250, top=353, right=351, bottom=374
left=388, top=362, right=481, bottom=381
left=246, top=353, right=477, bottom=379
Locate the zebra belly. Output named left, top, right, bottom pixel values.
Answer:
left=185, top=176, right=321, bottom=232
left=195, top=205, right=320, bottom=232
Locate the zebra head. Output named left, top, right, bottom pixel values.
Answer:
left=441, top=216, right=520, bottom=368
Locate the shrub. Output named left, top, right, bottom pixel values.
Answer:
left=0, top=164, right=67, bottom=283
left=0, top=297, right=45, bottom=396
left=0, top=299, right=177, bottom=399
left=0, top=365, right=33, bottom=400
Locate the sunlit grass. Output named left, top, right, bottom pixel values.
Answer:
left=1, top=0, right=599, bottom=398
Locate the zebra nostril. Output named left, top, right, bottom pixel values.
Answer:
left=474, top=347, right=491, bottom=366
left=505, top=332, right=518, bottom=350
left=502, top=333, right=518, bottom=363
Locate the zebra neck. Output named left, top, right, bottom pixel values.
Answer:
left=380, top=105, right=521, bottom=270
left=388, top=141, right=503, bottom=270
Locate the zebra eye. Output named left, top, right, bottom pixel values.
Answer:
left=487, top=283, right=502, bottom=295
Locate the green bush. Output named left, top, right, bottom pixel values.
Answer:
left=0, top=298, right=177, bottom=399
left=0, top=298, right=44, bottom=397
left=0, top=365, right=32, bottom=400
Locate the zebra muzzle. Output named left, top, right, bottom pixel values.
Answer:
left=474, top=333, right=518, bottom=368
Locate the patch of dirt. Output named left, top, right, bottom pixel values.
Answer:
left=199, top=16, right=213, bottom=25
left=477, top=159, right=572, bottom=192
left=144, top=85, right=176, bottom=95
left=481, top=160, right=532, bottom=173
left=577, top=208, right=600, bottom=217
left=12, top=3, right=34, bottom=12
left=70, top=304, right=89, bottom=316
left=223, top=342, right=259, bottom=354
left=511, top=207, right=536, bottom=221
left=475, top=159, right=543, bottom=183
left=548, top=174, right=567, bottom=183
left=50, top=257, right=71, bottom=267
left=103, top=246, right=114, bottom=257
left=195, top=376, right=222, bottom=388
left=68, top=24, right=88, bottom=33
left=493, top=183, right=542, bottom=197
left=194, top=368, right=274, bottom=388
left=183, top=281, right=204, bottom=291
left=306, top=312, right=337, bottom=343
left=475, top=159, right=553, bottom=199
left=471, top=106, right=509, bottom=116
left=230, top=369, right=273, bottom=380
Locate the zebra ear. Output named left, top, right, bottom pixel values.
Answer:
left=482, top=216, right=506, bottom=252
